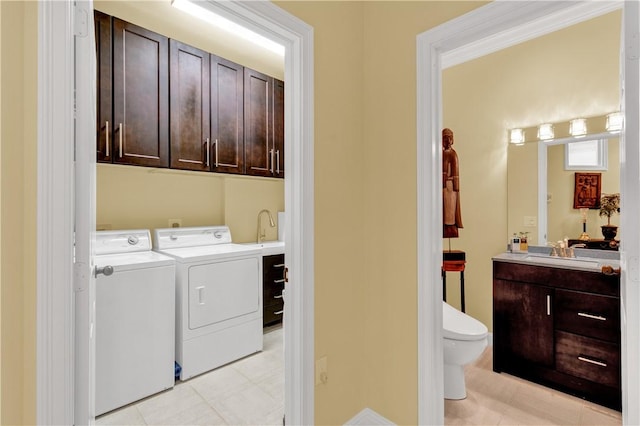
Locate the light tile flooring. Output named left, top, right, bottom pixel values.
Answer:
left=97, top=326, right=284, bottom=426
left=446, top=347, right=622, bottom=425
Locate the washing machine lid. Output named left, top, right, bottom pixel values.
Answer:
left=155, top=243, right=261, bottom=262
left=94, top=251, right=176, bottom=271
left=442, top=301, right=488, bottom=341
left=153, top=226, right=232, bottom=250
left=95, top=229, right=153, bottom=255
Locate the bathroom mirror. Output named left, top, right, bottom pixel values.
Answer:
left=507, top=135, right=620, bottom=246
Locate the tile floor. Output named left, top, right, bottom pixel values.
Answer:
left=97, top=326, right=284, bottom=426
left=446, top=347, right=622, bottom=425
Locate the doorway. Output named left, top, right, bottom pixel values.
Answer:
left=35, top=1, right=314, bottom=425
left=417, top=1, right=639, bottom=425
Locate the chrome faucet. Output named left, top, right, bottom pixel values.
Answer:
left=257, top=209, right=276, bottom=243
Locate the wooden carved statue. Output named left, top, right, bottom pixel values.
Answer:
left=442, top=128, right=463, bottom=238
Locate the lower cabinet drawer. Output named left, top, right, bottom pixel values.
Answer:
left=555, top=289, right=620, bottom=343
left=263, top=302, right=284, bottom=326
left=556, top=331, right=620, bottom=388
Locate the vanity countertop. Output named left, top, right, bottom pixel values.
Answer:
left=493, top=251, right=620, bottom=273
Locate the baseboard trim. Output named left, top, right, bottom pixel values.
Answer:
left=344, top=408, right=395, bottom=425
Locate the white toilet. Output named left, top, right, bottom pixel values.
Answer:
left=442, top=301, right=488, bottom=400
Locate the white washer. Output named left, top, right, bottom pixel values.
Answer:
left=95, top=229, right=176, bottom=416
left=153, top=226, right=263, bottom=381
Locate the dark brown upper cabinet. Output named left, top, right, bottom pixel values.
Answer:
left=211, top=56, right=245, bottom=174
left=95, top=10, right=112, bottom=163
left=272, top=78, right=285, bottom=178
left=169, top=40, right=211, bottom=171
left=245, top=68, right=285, bottom=178
left=111, top=18, right=169, bottom=167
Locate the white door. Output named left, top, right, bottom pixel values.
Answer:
left=74, top=0, right=98, bottom=423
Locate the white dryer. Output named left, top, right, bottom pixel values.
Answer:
left=153, top=226, right=263, bottom=381
left=95, top=229, right=176, bottom=416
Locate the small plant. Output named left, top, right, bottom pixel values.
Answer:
left=599, top=193, right=620, bottom=226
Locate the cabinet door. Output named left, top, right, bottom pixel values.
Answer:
left=211, top=56, right=244, bottom=174
left=244, top=68, right=274, bottom=177
left=113, top=18, right=169, bottom=167
left=494, top=279, right=554, bottom=369
left=272, top=78, right=285, bottom=178
left=94, top=10, right=112, bottom=163
left=169, top=40, right=210, bottom=171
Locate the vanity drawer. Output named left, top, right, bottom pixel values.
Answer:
left=555, top=289, right=620, bottom=342
left=556, top=331, right=620, bottom=388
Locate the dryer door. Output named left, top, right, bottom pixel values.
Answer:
left=188, top=257, right=260, bottom=329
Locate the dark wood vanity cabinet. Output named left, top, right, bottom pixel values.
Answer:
left=263, top=254, right=285, bottom=327
left=493, top=260, right=621, bottom=410
left=95, top=12, right=169, bottom=167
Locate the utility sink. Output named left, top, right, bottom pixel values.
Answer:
left=243, top=240, right=285, bottom=256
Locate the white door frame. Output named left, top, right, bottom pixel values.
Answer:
left=36, top=1, right=315, bottom=424
left=417, top=1, right=639, bottom=424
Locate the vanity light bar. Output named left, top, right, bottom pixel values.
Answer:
left=509, top=111, right=622, bottom=144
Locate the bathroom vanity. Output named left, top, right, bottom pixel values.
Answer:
left=493, top=253, right=621, bottom=410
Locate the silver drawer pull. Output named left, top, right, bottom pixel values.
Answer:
left=546, top=295, right=551, bottom=316
left=274, top=279, right=286, bottom=284
left=274, top=310, right=284, bottom=315
left=274, top=294, right=283, bottom=299
left=273, top=264, right=285, bottom=268
left=578, top=312, right=607, bottom=321
left=578, top=356, right=607, bottom=367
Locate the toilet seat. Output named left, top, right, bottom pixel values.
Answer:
left=443, top=301, right=488, bottom=341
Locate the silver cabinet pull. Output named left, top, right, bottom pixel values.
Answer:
left=276, top=149, right=280, bottom=174
left=105, top=121, right=110, bottom=156
left=274, top=310, right=284, bottom=315
left=274, top=294, right=283, bottom=299
left=546, top=295, right=551, bottom=315
left=94, top=265, right=114, bottom=278
left=214, top=139, right=219, bottom=167
left=118, top=123, right=123, bottom=158
left=273, top=264, right=285, bottom=268
left=578, top=356, right=607, bottom=367
left=270, top=148, right=274, bottom=173
left=205, top=138, right=210, bottom=167
left=274, top=278, right=286, bottom=284
left=578, top=312, right=607, bottom=321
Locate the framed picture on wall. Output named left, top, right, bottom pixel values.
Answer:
left=573, top=172, right=602, bottom=209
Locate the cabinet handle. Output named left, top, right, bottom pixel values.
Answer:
left=546, top=295, right=551, bottom=316
left=578, top=356, right=607, bottom=367
left=205, top=138, right=210, bottom=167
left=273, top=264, right=285, bottom=268
left=274, top=310, right=284, bottom=315
left=270, top=149, right=274, bottom=173
left=274, top=278, right=286, bottom=284
left=276, top=149, right=280, bottom=174
left=214, top=139, right=219, bottom=167
left=196, top=286, right=205, bottom=305
left=105, top=121, right=110, bottom=157
left=578, top=312, right=607, bottom=321
left=274, top=294, right=283, bottom=299
left=118, top=123, right=123, bottom=158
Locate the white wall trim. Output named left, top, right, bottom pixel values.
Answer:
left=36, top=1, right=75, bottom=424
left=417, top=2, right=633, bottom=425
left=344, top=408, right=395, bottom=426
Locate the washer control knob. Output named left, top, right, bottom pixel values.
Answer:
left=127, top=235, right=139, bottom=245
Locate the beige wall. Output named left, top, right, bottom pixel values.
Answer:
left=0, top=1, right=37, bottom=424
left=444, top=11, right=621, bottom=332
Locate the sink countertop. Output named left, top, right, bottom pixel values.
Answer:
left=242, top=241, right=285, bottom=256
left=493, top=252, right=620, bottom=273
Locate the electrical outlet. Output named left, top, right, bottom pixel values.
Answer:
left=315, top=356, right=328, bottom=385
left=523, top=216, right=537, bottom=227
left=168, top=219, right=182, bottom=228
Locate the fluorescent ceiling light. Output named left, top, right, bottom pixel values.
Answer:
left=569, top=118, right=587, bottom=137
left=171, top=0, right=285, bottom=56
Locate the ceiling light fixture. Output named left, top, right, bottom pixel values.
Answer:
left=509, top=128, right=525, bottom=145
left=569, top=118, right=587, bottom=137
left=538, top=123, right=554, bottom=141
left=606, top=112, right=623, bottom=132
left=171, top=0, right=285, bottom=56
